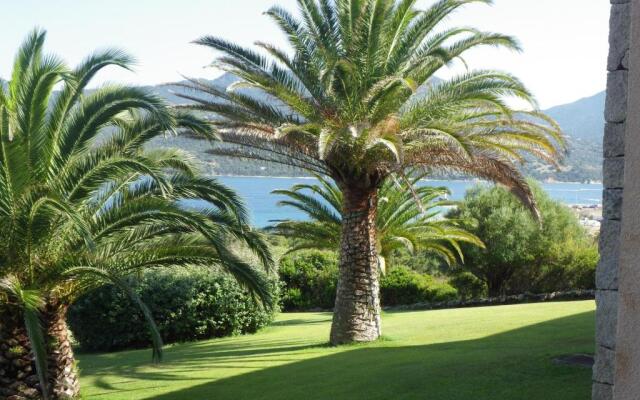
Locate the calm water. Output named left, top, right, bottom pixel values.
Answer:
left=187, top=176, right=603, bottom=227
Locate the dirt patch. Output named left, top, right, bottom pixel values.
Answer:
left=553, top=354, right=594, bottom=368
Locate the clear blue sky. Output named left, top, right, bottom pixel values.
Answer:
left=0, top=0, right=610, bottom=108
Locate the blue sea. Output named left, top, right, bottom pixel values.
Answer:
left=187, top=176, right=603, bottom=227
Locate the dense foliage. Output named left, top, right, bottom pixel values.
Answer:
left=178, top=0, right=565, bottom=343
left=279, top=251, right=339, bottom=310
left=178, top=0, right=564, bottom=215
left=270, top=174, right=483, bottom=270
left=147, top=126, right=602, bottom=183
left=448, top=271, right=487, bottom=300
left=380, top=266, right=457, bottom=306
left=0, top=30, right=273, bottom=398
left=278, top=251, right=457, bottom=310
left=449, top=183, right=598, bottom=297
left=147, top=73, right=603, bottom=183
left=69, top=269, right=279, bottom=352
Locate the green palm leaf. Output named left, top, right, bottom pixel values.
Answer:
left=0, top=30, right=274, bottom=395
left=269, top=174, right=482, bottom=267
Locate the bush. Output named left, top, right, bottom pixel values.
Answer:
left=278, top=252, right=457, bottom=310
left=68, top=269, right=279, bottom=352
left=509, top=237, right=599, bottom=294
left=279, top=251, right=338, bottom=310
left=449, top=182, right=599, bottom=297
left=449, top=271, right=487, bottom=300
left=380, top=266, right=458, bottom=306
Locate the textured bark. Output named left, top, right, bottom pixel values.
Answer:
left=45, top=304, right=79, bottom=400
left=330, top=185, right=381, bottom=345
left=0, top=308, right=42, bottom=400
left=0, top=304, right=79, bottom=400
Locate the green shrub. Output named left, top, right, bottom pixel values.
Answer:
left=278, top=252, right=457, bottom=309
left=567, top=243, right=599, bottom=289
left=449, top=271, right=487, bottom=300
left=509, top=237, right=598, bottom=294
left=279, top=251, right=338, bottom=310
left=68, top=269, right=279, bottom=352
left=380, top=266, right=458, bottom=306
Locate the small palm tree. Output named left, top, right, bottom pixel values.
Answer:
left=269, top=174, right=483, bottom=270
left=177, top=0, right=565, bottom=344
left=0, top=30, right=273, bottom=400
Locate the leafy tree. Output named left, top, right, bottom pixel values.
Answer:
left=0, top=30, right=272, bottom=400
left=269, top=174, right=483, bottom=270
left=177, top=0, right=564, bottom=344
left=449, top=183, right=597, bottom=297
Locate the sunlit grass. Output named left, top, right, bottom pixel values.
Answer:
left=78, top=301, right=595, bottom=400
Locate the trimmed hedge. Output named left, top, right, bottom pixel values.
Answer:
left=386, top=290, right=595, bottom=311
left=68, top=269, right=279, bottom=352
left=278, top=251, right=457, bottom=310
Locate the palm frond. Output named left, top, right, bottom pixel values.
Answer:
left=270, top=174, right=482, bottom=266
left=0, top=30, right=275, bottom=385
left=182, top=0, right=562, bottom=221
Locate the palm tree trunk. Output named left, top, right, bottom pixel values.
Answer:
left=0, top=304, right=79, bottom=400
left=44, top=302, right=80, bottom=400
left=330, top=185, right=381, bottom=345
left=0, top=307, right=42, bottom=399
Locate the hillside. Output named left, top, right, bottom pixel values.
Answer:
left=145, top=74, right=605, bottom=182
left=524, top=91, right=604, bottom=183
left=545, top=92, right=605, bottom=141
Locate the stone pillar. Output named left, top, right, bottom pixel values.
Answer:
left=592, top=0, right=631, bottom=399
left=612, top=0, right=640, bottom=397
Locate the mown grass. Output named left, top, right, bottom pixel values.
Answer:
left=78, top=300, right=595, bottom=400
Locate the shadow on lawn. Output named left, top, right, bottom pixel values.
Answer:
left=270, top=316, right=333, bottom=327
left=89, top=310, right=595, bottom=400
left=270, top=316, right=332, bottom=326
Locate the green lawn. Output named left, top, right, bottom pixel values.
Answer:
left=78, top=301, right=595, bottom=400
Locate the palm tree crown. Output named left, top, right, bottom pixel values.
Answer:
left=269, top=174, right=483, bottom=269
left=0, top=29, right=273, bottom=399
left=177, top=0, right=565, bottom=215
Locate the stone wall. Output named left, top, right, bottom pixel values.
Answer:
left=592, top=0, right=631, bottom=399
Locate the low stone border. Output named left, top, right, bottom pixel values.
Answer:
left=383, top=290, right=595, bottom=312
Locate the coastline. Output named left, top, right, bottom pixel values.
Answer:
left=210, top=174, right=603, bottom=186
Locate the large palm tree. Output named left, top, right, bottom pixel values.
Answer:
left=0, top=30, right=273, bottom=400
left=177, top=0, right=565, bottom=344
left=269, top=174, right=483, bottom=270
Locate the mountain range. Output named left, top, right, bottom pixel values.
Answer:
left=528, top=91, right=605, bottom=182
left=2, top=72, right=607, bottom=181
left=146, top=74, right=606, bottom=182
left=545, top=91, right=605, bottom=142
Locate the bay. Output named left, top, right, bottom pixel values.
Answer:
left=184, top=176, right=603, bottom=228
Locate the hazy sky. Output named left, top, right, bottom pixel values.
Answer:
left=0, top=0, right=610, bottom=109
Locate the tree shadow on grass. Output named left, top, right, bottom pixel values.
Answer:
left=83, top=337, right=332, bottom=395
left=270, top=317, right=333, bottom=327
left=85, top=310, right=594, bottom=400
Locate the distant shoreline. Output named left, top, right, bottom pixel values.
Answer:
left=209, top=174, right=603, bottom=186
